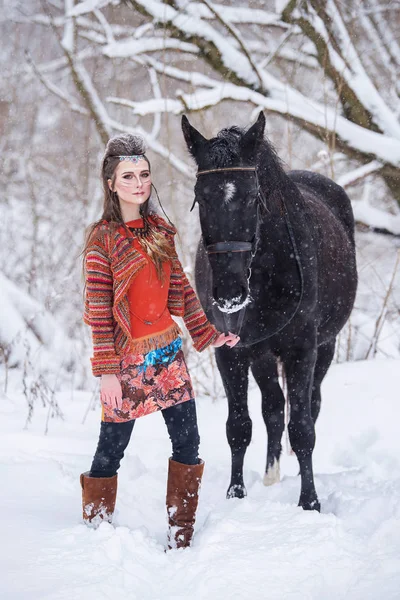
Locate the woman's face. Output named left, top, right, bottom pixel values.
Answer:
left=108, top=158, right=152, bottom=208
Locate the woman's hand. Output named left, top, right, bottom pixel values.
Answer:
left=100, top=374, right=123, bottom=411
left=211, top=331, right=240, bottom=348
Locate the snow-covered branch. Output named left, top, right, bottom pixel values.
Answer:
left=198, top=0, right=264, bottom=89
left=94, top=7, right=115, bottom=45
left=70, top=0, right=290, bottom=28
left=118, top=80, right=400, bottom=168
left=337, top=161, right=383, bottom=189
left=352, top=201, right=400, bottom=237
left=25, top=51, right=89, bottom=116
left=129, top=0, right=263, bottom=91
left=67, top=0, right=117, bottom=17
left=183, top=2, right=290, bottom=28
left=148, top=67, right=162, bottom=139
left=126, top=56, right=220, bottom=88
left=282, top=0, right=400, bottom=139
left=102, top=37, right=199, bottom=59
left=61, top=0, right=76, bottom=51
left=367, top=0, right=400, bottom=68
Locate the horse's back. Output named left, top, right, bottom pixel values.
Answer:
left=288, top=170, right=355, bottom=247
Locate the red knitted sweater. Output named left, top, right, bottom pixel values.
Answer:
left=123, top=218, right=179, bottom=345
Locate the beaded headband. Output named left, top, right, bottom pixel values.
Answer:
left=118, top=155, right=146, bottom=162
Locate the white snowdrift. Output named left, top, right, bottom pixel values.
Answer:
left=1, top=358, right=400, bottom=599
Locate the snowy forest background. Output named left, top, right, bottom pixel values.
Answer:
left=2, top=2, right=400, bottom=599
left=2, top=0, right=400, bottom=425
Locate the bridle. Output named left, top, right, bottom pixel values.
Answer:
left=192, top=166, right=268, bottom=255
left=193, top=166, right=304, bottom=345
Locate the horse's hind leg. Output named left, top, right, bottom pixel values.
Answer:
left=311, top=340, right=336, bottom=424
left=250, top=354, right=285, bottom=486
left=215, top=345, right=251, bottom=499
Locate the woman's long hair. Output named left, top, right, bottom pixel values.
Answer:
left=80, top=134, right=176, bottom=294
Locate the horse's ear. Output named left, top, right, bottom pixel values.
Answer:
left=241, top=111, right=266, bottom=161
left=181, top=115, right=207, bottom=159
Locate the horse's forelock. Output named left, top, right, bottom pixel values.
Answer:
left=217, top=126, right=243, bottom=141
left=207, top=126, right=244, bottom=167
left=205, top=125, right=285, bottom=185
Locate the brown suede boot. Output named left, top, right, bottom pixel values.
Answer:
left=166, top=458, right=205, bottom=550
left=80, top=471, right=118, bottom=527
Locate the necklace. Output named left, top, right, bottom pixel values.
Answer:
left=129, top=306, right=168, bottom=326
left=127, top=217, right=150, bottom=237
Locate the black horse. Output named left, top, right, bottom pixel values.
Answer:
left=182, top=112, right=357, bottom=511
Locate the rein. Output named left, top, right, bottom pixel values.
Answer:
left=194, top=166, right=304, bottom=345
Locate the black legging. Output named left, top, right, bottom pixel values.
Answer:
left=90, top=399, right=200, bottom=477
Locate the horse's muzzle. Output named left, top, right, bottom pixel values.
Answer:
left=213, top=285, right=249, bottom=313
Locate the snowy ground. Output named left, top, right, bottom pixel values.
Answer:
left=1, top=358, right=400, bottom=600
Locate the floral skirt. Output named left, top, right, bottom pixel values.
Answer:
left=101, top=336, right=195, bottom=423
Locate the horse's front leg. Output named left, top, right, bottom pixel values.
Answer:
left=283, top=333, right=320, bottom=511
left=215, top=345, right=251, bottom=499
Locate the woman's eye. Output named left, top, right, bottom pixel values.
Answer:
left=123, top=174, right=133, bottom=179
left=141, top=173, right=150, bottom=178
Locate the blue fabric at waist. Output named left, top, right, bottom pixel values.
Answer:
left=137, top=336, right=182, bottom=373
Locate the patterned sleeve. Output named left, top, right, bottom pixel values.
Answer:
left=83, top=228, right=121, bottom=377
left=180, top=268, right=221, bottom=352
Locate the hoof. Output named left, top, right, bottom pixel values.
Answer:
left=263, top=459, right=280, bottom=487
left=298, top=498, right=321, bottom=512
left=226, top=484, right=247, bottom=499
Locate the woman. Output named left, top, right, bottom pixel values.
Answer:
left=81, top=133, right=239, bottom=550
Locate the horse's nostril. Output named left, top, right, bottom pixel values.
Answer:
left=213, top=284, right=248, bottom=308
